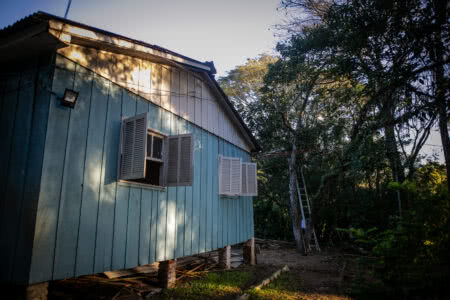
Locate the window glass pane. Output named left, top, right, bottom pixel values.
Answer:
left=147, top=134, right=152, bottom=158
left=153, top=136, right=163, bottom=159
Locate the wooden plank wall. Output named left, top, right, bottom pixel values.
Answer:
left=57, top=44, right=251, bottom=152
left=29, top=55, right=253, bottom=284
left=0, top=55, right=54, bottom=284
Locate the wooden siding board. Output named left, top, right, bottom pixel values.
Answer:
left=1, top=66, right=37, bottom=282
left=112, top=89, right=136, bottom=270
left=124, top=94, right=141, bottom=269
left=125, top=188, right=140, bottom=268
left=161, top=66, right=170, bottom=110
left=187, top=74, right=195, bottom=122
left=165, top=113, right=177, bottom=260
left=13, top=62, right=53, bottom=284
left=171, top=69, right=180, bottom=115
left=151, top=63, right=161, bottom=106
left=191, top=126, right=201, bottom=254
left=211, top=135, right=219, bottom=250
left=148, top=103, right=161, bottom=131
left=175, top=117, right=186, bottom=259
left=112, top=187, right=129, bottom=270
left=54, top=65, right=93, bottom=279
left=75, top=73, right=110, bottom=277
left=155, top=188, right=167, bottom=261
left=199, top=129, right=208, bottom=253
left=0, top=75, right=20, bottom=229
left=149, top=190, right=158, bottom=263
left=29, top=61, right=75, bottom=283
left=139, top=189, right=152, bottom=265
left=205, top=133, right=214, bottom=251
left=217, top=139, right=224, bottom=248
left=179, top=71, right=188, bottom=119
left=94, top=82, right=122, bottom=273
left=183, top=122, right=193, bottom=256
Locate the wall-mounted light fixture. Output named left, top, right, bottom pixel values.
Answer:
left=61, top=89, right=79, bottom=108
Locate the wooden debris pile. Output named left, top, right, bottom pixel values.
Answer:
left=49, top=246, right=245, bottom=299
left=254, top=238, right=296, bottom=250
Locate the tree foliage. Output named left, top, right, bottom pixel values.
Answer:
left=219, top=0, right=449, bottom=295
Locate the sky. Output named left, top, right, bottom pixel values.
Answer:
left=0, top=0, right=284, bottom=77
left=0, top=0, right=444, bottom=162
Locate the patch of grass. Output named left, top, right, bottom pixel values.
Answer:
left=158, top=269, right=251, bottom=299
left=157, top=265, right=280, bottom=300
left=248, top=272, right=301, bottom=300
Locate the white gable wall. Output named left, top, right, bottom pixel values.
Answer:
left=57, top=44, right=253, bottom=152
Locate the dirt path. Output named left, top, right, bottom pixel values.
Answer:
left=257, top=248, right=350, bottom=299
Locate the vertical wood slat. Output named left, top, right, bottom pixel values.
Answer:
left=191, top=126, right=201, bottom=255
left=179, top=71, right=188, bottom=120
left=165, top=114, right=178, bottom=260
left=187, top=73, right=195, bottom=122
left=206, top=133, right=214, bottom=251
left=151, top=63, right=161, bottom=106
left=194, top=77, right=202, bottom=126
left=75, top=73, right=110, bottom=277
left=29, top=58, right=75, bottom=283
left=112, top=89, right=136, bottom=270
left=217, top=139, right=224, bottom=248
left=149, top=190, right=158, bottom=263
left=1, top=65, right=37, bottom=282
left=124, top=99, right=147, bottom=268
left=161, top=66, right=171, bottom=110
left=175, top=118, right=187, bottom=258
left=139, top=189, right=152, bottom=265
left=199, top=130, right=208, bottom=253
left=211, top=135, right=219, bottom=250
left=53, top=65, right=92, bottom=279
left=94, top=82, right=122, bottom=273
left=183, top=122, right=193, bottom=256
left=13, top=61, right=53, bottom=283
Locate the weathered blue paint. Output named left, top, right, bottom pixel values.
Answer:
left=1, top=55, right=254, bottom=285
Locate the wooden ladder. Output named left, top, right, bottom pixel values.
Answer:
left=295, top=167, right=320, bottom=252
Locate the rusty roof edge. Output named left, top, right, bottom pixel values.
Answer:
left=0, top=11, right=211, bottom=71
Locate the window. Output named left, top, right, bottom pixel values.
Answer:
left=218, top=156, right=258, bottom=196
left=118, top=112, right=193, bottom=187
left=241, top=162, right=258, bottom=196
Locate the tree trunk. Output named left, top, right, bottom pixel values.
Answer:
left=384, top=103, right=405, bottom=213
left=288, top=138, right=304, bottom=253
left=432, top=0, right=450, bottom=192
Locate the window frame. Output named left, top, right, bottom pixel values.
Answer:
left=117, top=113, right=193, bottom=188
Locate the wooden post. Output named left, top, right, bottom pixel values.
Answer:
left=25, top=282, right=49, bottom=300
left=158, top=259, right=177, bottom=288
left=243, top=238, right=255, bottom=265
left=218, top=245, right=231, bottom=269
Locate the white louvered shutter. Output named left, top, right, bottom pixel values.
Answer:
left=219, top=155, right=241, bottom=196
left=219, top=156, right=231, bottom=195
left=241, top=163, right=248, bottom=195
left=166, top=134, right=193, bottom=186
left=241, top=162, right=258, bottom=196
left=230, top=158, right=241, bottom=195
left=179, top=135, right=193, bottom=185
left=119, top=112, right=148, bottom=180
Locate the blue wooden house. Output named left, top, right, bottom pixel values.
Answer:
left=0, top=12, right=259, bottom=291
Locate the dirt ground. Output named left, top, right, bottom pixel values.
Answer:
left=257, top=248, right=351, bottom=299
left=48, top=246, right=352, bottom=299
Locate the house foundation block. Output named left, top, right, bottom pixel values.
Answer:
left=158, top=259, right=177, bottom=288
left=243, top=237, right=255, bottom=265
left=218, top=245, right=231, bottom=269
left=25, top=282, right=49, bottom=300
